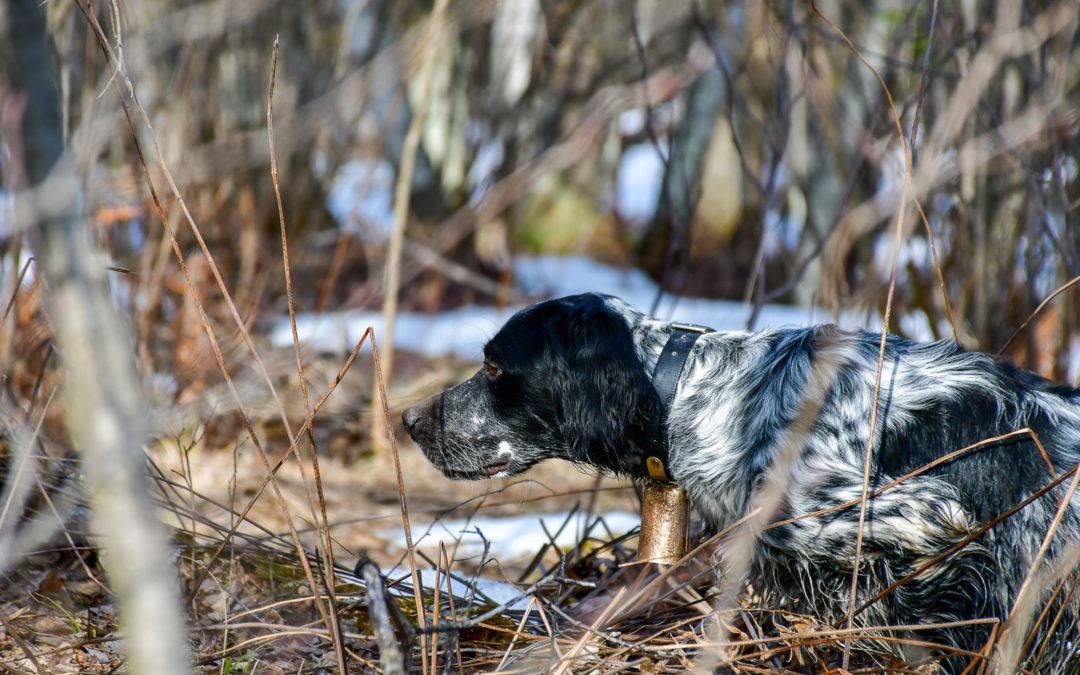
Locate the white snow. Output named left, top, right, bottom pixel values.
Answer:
left=386, top=509, right=640, bottom=562
left=270, top=254, right=869, bottom=358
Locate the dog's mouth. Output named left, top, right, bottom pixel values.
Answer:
left=478, top=461, right=510, bottom=476
left=439, top=459, right=512, bottom=480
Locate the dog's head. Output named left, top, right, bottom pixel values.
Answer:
left=402, top=293, right=662, bottom=479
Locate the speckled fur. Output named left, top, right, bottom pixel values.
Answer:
left=403, top=293, right=1080, bottom=673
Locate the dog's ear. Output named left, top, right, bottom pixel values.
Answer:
left=545, top=298, right=661, bottom=475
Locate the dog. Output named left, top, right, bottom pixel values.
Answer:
left=402, top=292, right=1080, bottom=672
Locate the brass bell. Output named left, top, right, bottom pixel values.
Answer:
left=631, top=457, right=690, bottom=565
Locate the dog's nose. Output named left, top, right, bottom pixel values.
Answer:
left=402, top=404, right=421, bottom=433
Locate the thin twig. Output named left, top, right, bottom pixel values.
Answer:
left=1029, top=570, right=1080, bottom=668
left=550, top=587, right=628, bottom=675
left=439, top=542, right=466, bottom=675
left=431, top=541, right=441, bottom=674
left=0, top=613, right=46, bottom=675
left=267, top=36, right=348, bottom=674
left=997, top=464, right=1080, bottom=671
left=913, top=197, right=958, bottom=339
left=370, top=331, right=429, bottom=663
left=498, top=597, right=538, bottom=672
left=378, top=0, right=451, bottom=384
left=906, top=0, right=959, bottom=339
left=997, top=274, right=1080, bottom=357
left=908, top=0, right=939, bottom=166
left=809, top=4, right=914, bottom=670
left=357, top=554, right=407, bottom=675
left=1, top=257, right=35, bottom=324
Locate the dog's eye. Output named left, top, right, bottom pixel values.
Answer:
left=483, top=361, right=502, bottom=381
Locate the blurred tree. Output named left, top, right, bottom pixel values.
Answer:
left=3, top=1, right=191, bottom=673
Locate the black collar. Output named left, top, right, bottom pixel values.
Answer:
left=645, top=323, right=713, bottom=482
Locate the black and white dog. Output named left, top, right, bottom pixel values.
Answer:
left=402, top=293, right=1080, bottom=672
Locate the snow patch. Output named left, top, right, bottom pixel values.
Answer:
left=387, top=510, right=640, bottom=562
left=270, top=254, right=875, bottom=358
